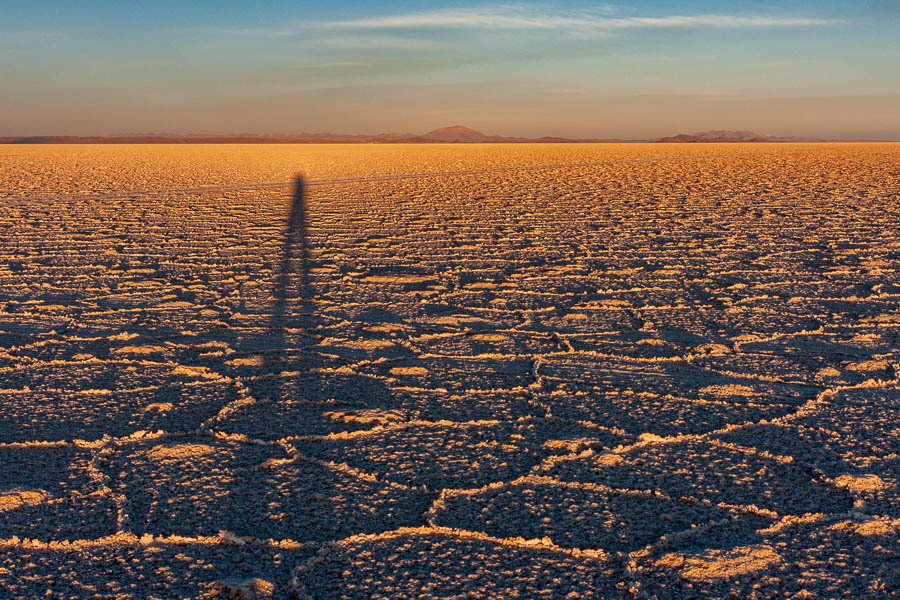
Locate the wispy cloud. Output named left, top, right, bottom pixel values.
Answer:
left=216, top=27, right=450, bottom=51
left=327, top=5, right=840, bottom=33
left=218, top=27, right=298, bottom=39
left=321, top=35, right=451, bottom=51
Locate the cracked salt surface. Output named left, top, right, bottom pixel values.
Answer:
left=0, top=143, right=898, bottom=598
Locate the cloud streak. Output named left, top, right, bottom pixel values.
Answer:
left=327, top=6, right=840, bottom=33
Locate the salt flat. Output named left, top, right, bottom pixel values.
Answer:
left=0, top=143, right=898, bottom=599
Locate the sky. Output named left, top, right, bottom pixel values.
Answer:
left=1, top=1, right=899, bottom=139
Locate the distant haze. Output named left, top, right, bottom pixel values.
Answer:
left=2, top=1, right=899, bottom=140
left=0, top=127, right=836, bottom=144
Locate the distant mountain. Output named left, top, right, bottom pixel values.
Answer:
left=0, top=126, right=829, bottom=144
left=380, top=125, right=516, bottom=143
left=657, top=130, right=826, bottom=143
left=290, top=131, right=417, bottom=142
left=422, top=125, right=492, bottom=143
left=0, top=135, right=365, bottom=144
left=0, top=127, right=612, bottom=144
left=694, top=130, right=762, bottom=141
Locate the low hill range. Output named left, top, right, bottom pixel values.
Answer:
left=0, top=126, right=617, bottom=144
left=0, top=126, right=826, bottom=144
left=384, top=125, right=624, bottom=143
left=657, top=130, right=826, bottom=143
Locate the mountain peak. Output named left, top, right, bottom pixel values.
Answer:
left=693, top=130, right=766, bottom=141
left=422, top=125, right=490, bottom=142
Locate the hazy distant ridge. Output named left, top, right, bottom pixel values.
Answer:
left=1, top=126, right=827, bottom=144
left=656, top=130, right=827, bottom=143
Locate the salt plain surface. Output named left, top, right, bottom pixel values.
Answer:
left=0, top=143, right=898, bottom=598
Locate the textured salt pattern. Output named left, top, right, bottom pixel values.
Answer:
left=0, top=144, right=898, bottom=599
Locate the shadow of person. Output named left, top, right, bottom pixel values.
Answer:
left=100, top=177, right=432, bottom=549
left=216, top=175, right=396, bottom=440
left=272, top=176, right=312, bottom=326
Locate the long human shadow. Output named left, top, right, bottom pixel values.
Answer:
left=99, top=177, right=432, bottom=546
left=271, top=175, right=312, bottom=333
left=237, top=175, right=395, bottom=440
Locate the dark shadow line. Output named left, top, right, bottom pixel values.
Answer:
left=271, top=175, right=311, bottom=336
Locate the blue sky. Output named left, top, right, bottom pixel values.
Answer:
left=1, top=1, right=898, bottom=138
